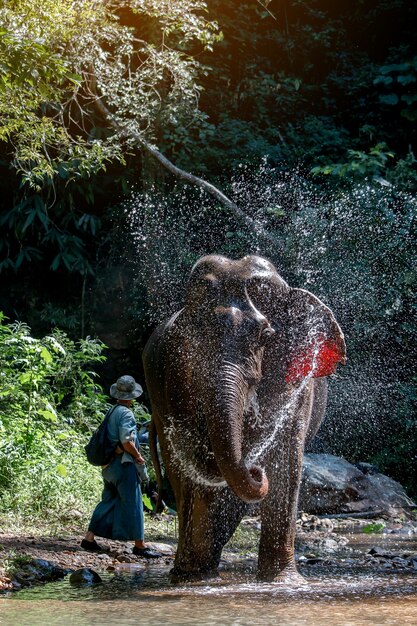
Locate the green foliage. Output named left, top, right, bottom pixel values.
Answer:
left=311, top=143, right=396, bottom=182
left=374, top=58, right=417, bottom=121
left=0, top=313, right=108, bottom=518
left=0, top=0, right=220, bottom=186
left=0, top=0, right=220, bottom=277
left=362, top=522, right=386, bottom=534
left=371, top=377, right=417, bottom=497
left=172, top=0, right=417, bottom=180
left=0, top=190, right=96, bottom=274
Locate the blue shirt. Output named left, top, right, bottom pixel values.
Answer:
left=107, top=404, right=139, bottom=464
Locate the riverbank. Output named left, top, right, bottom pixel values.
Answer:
left=1, top=511, right=416, bottom=592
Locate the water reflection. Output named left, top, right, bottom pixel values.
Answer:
left=1, top=562, right=417, bottom=626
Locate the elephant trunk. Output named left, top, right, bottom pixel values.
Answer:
left=207, top=360, right=269, bottom=503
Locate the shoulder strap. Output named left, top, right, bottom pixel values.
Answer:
left=103, top=404, right=126, bottom=454
left=102, top=404, right=118, bottom=426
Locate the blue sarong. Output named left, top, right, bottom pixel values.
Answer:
left=88, top=455, right=144, bottom=541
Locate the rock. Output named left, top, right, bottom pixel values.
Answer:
left=311, top=534, right=349, bottom=553
left=32, top=559, right=52, bottom=570
left=305, top=557, right=326, bottom=565
left=10, top=559, right=68, bottom=588
left=319, top=538, right=339, bottom=552
left=69, top=568, right=102, bottom=586
left=116, top=555, right=135, bottom=563
left=63, top=509, right=83, bottom=520
left=355, top=462, right=379, bottom=475
left=299, top=454, right=416, bottom=516
left=368, top=547, right=401, bottom=560
left=369, top=546, right=387, bottom=557
left=109, top=549, right=128, bottom=558
left=390, top=527, right=414, bottom=535
left=144, top=542, right=175, bottom=555
left=241, top=518, right=262, bottom=530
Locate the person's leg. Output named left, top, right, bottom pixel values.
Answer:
left=113, top=462, right=161, bottom=558
left=112, top=462, right=144, bottom=540
left=82, top=471, right=117, bottom=550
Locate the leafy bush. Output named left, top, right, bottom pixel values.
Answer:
left=0, top=314, right=108, bottom=520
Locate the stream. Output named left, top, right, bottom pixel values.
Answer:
left=1, top=532, right=416, bottom=625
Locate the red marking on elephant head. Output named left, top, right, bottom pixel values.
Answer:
left=285, top=335, right=345, bottom=384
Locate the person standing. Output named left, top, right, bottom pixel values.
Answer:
left=81, top=375, right=161, bottom=558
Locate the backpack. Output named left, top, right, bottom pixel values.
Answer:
left=84, top=406, right=119, bottom=466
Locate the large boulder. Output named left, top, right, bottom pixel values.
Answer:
left=299, top=453, right=415, bottom=516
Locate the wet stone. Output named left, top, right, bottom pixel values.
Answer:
left=369, top=546, right=390, bottom=557
left=305, top=557, right=326, bottom=565
left=145, top=542, right=175, bottom=555
left=320, top=538, right=339, bottom=551
left=109, top=550, right=128, bottom=558
left=14, top=573, right=36, bottom=585
left=11, top=559, right=68, bottom=588
left=392, top=527, right=414, bottom=536
left=116, top=555, right=135, bottom=563
left=69, top=568, right=102, bottom=586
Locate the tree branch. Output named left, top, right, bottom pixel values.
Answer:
left=92, top=85, right=281, bottom=252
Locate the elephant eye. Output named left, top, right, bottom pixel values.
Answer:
left=260, top=325, right=275, bottom=345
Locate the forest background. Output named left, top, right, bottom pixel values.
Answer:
left=0, top=0, right=416, bottom=524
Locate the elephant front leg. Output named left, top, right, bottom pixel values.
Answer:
left=257, top=492, right=305, bottom=583
left=171, top=484, right=247, bottom=582
left=257, top=417, right=308, bottom=583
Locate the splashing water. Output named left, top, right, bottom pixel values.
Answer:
left=165, top=416, right=227, bottom=488
left=248, top=324, right=324, bottom=466
left=123, top=165, right=416, bottom=463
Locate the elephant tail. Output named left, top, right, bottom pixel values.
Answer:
left=148, top=418, right=165, bottom=513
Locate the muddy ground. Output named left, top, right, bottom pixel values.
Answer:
left=1, top=512, right=416, bottom=592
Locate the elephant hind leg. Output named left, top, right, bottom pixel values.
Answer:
left=171, top=485, right=247, bottom=582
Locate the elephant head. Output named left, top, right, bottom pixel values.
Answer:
left=244, top=256, right=347, bottom=386
left=175, top=254, right=346, bottom=504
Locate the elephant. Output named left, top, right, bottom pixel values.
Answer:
left=143, top=254, right=346, bottom=582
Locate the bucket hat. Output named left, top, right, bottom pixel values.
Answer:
left=110, top=375, right=143, bottom=400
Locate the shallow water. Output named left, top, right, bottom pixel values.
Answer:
left=1, top=562, right=417, bottom=626
left=1, top=531, right=417, bottom=626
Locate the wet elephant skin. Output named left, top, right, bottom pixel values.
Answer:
left=143, top=254, right=346, bottom=582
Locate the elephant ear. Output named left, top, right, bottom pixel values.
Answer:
left=285, top=288, right=346, bottom=384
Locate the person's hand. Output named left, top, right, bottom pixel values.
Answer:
left=135, top=454, right=145, bottom=465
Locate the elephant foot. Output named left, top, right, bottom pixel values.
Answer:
left=169, top=566, right=220, bottom=584
left=257, top=564, right=308, bottom=585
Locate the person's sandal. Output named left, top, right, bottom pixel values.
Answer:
left=132, top=546, right=162, bottom=559
left=80, top=538, right=105, bottom=552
